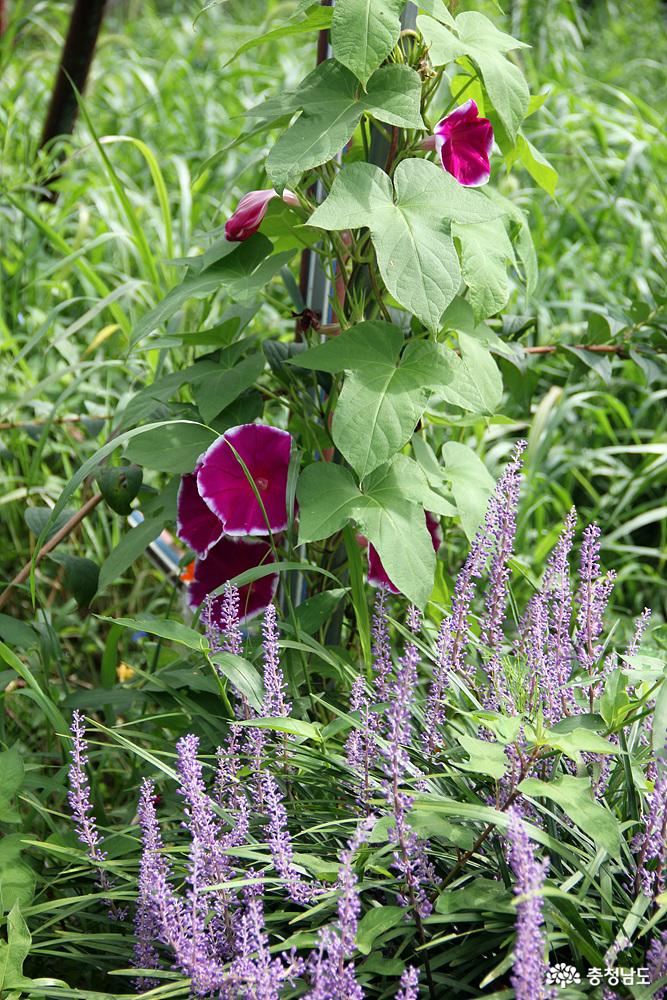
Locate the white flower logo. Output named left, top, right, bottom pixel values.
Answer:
left=546, top=963, right=581, bottom=987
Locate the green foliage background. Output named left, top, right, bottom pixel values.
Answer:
left=0, top=0, right=666, bottom=995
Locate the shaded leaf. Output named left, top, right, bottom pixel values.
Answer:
left=453, top=218, right=515, bottom=319
left=457, top=734, right=507, bottom=779
left=209, top=652, right=265, bottom=713
left=440, top=441, right=495, bottom=540
left=297, top=463, right=360, bottom=542
left=48, top=554, right=99, bottom=608
left=124, top=423, right=216, bottom=473
left=356, top=906, right=406, bottom=955
left=518, top=775, right=621, bottom=858
left=194, top=353, right=265, bottom=424
left=97, top=614, right=205, bottom=651
left=24, top=507, right=75, bottom=542
left=0, top=902, right=31, bottom=990
left=97, top=464, right=143, bottom=516
left=294, top=589, right=347, bottom=635
left=97, top=518, right=166, bottom=593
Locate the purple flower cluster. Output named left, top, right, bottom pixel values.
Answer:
left=575, top=523, right=616, bottom=702
left=345, top=674, right=380, bottom=811
left=421, top=445, right=656, bottom=813
left=176, top=734, right=236, bottom=961
left=627, top=606, right=652, bottom=658
left=260, top=771, right=315, bottom=905
left=229, top=881, right=304, bottom=998
left=67, top=710, right=108, bottom=872
left=648, top=931, right=667, bottom=1000
left=424, top=442, right=527, bottom=739
left=632, top=759, right=667, bottom=898
left=395, top=966, right=420, bottom=1000
left=371, top=587, right=393, bottom=700
left=526, top=508, right=578, bottom=723
left=214, top=724, right=247, bottom=822
left=134, top=779, right=186, bottom=984
left=479, top=440, right=526, bottom=711
left=261, top=602, right=290, bottom=718
left=132, top=721, right=314, bottom=991
left=305, top=819, right=373, bottom=999
left=200, top=571, right=247, bottom=686
left=382, top=642, right=434, bottom=919
left=64, top=471, right=662, bottom=1000
left=506, top=808, right=555, bottom=1000
left=67, top=711, right=124, bottom=919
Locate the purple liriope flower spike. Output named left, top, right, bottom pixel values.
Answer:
left=626, top=607, right=652, bottom=658
left=395, top=966, right=420, bottom=1000
left=382, top=643, right=434, bottom=919
left=345, top=676, right=379, bottom=811
left=540, top=507, right=578, bottom=720
left=134, top=779, right=174, bottom=988
left=260, top=771, right=314, bottom=904
left=427, top=443, right=526, bottom=734
left=213, top=727, right=250, bottom=849
left=479, top=440, right=527, bottom=710
left=203, top=593, right=222, bottom=654
left=632, top=755, right=667, bottom=898
left=261, top=603, right=291, bottom=718
left=183, top=838, right=228, bottom=993
left=626, top=608, right=654, bottom=769
left=67, top=711, right=108, bottom=871
left=575, top=523, right=617, bottom=703
left=220, top=581, right=243, bottom=655
left=176, top=734, right=229, bottom=878
left=176, top=734, right=236, bottom=966
left=371, top=587, right=393, bottom=700
left=423, top=518, right=495, bottom=745
left=648, top=930, right=667, bottom=1000
left=522, top=588, right=551, bottom=721
left=209, top=582, right=253, bottom=717
left=214, top=726, right=245, bottom=811
left=406, top=604, right=422, bottom=634
left=67, top=711, right=125, bottom=919
left=231, top=880, right=305, bottom=998
left=305, top=818, right=373, bottom=999
left=134, top=779, right=189, bottom=981
left=423, top=615, right=453, bottom=751
left=506, top=808, right=555, bottom=1000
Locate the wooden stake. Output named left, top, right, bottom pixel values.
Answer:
left=39, top=0, right=107, bottom=151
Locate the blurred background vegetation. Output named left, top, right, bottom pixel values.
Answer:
left=1, top=0, right=665, bottom=647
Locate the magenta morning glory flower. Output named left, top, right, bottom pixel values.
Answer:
left=187, top=536, right=278, bottom=623
left=433, top=99, right=494, bottom=187
left=368, top=512, right=442, bottom=594
left=225, top=189, right=299, bottom=242
left=176, top=463, right=224, bottom=558
left=197, top=424, right=292, bottom=537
